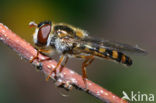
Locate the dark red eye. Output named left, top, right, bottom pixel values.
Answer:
left=37, top=24, right=51, bottom=46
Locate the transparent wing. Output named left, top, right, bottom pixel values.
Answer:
left=83, top=37, right=147, bottom=55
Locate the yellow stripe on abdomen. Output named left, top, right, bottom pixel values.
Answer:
left=112, top=50, right=118, bottom=59
left=76, top=44, right=132, bottom=66
left=98, top=48, right=132, bottom=66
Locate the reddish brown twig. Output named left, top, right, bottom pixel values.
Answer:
left=0, top=23, right=127, bottom=103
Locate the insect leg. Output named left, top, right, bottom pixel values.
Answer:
left=30, top=49, right=52, bottom=70
left=30, top=49, right=51, bottom=63
left=75, top=55, right=94, bottom=89
left=85, top=56, right=95, bottom=67
left=30, top=49, right=40, bottom=63
left=82, top=56, right=94, bottom=89
left=59, top=56, right=69, bottom=72
left=46, top=55, right=65, bottom=81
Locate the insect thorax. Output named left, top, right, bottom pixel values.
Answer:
left=49, top=36, right=74, bottom=54
left=48, top=24, right=80, bottom=54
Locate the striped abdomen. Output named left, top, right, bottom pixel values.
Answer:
left=98, top=48, right=133, bottom=66
left=78, top=44, right=132, bottom=66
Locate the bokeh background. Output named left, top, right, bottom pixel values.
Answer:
left=0, top=0, right=156, bottom=103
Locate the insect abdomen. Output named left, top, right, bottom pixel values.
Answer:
left=77, top=44, right=132, bottom=66
left=97, top=48, right=132, bottom=66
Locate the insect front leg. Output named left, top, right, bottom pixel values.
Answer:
left=30, top=49, right=51, bottom=70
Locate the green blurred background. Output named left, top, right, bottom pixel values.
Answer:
left=0, top=0, right=156, bottom=103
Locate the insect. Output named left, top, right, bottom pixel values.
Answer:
left=29, top=21, right=147, bottom=89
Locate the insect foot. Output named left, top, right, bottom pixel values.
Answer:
left=55, top=79, right=73, bottom=91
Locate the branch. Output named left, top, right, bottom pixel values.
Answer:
left=0, top=23, right=127, bottom=103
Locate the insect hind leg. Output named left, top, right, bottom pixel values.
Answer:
left=75, top=55, right=94, bottom=90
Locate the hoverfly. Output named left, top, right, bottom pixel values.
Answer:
left=29, top=21, right=146, bottom=88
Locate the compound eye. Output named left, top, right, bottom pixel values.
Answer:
left=37, top=24, right=51, bottom=46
